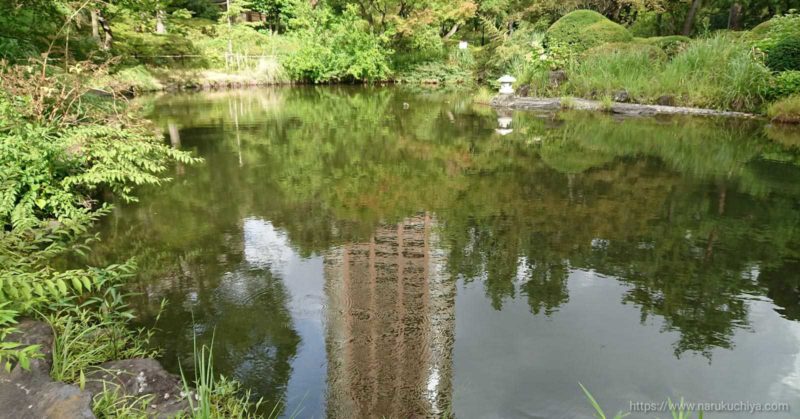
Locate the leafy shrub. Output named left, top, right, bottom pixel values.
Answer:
left=749, top=12, right=800, bottom=50
left=482, top=24, right=543, bottom=78
left=768, top=71, right=800, bottom=98
left=0, top=62, right=198, bottom=371
left=392, top=25, right=445, bottom=70
left=765, top=35, right=800, bottom=71
left=399, top=62, right=473, bottom=85
left=283, top=6, right=391, bottom=82
left=768, top=94, right=800, bottom=123
left=545, top=10, right=632, bottom=53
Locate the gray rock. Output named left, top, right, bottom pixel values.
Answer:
left=613, top=90, right=631, bottom=103
left=0, top=373, right=94, bottom=419
left=84, top=358, right=189, bottom=418
left=5, top=319, right=53, bottom=375
left=491, top=96, right=758, bottom=119
left=0, top=320, right=94, bottom=419
left=548, top=70, right=568, bottom=87
left=656, top=95, right=676, bottom=106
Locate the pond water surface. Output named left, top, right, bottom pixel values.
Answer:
left=92, top=87, right=800, bottom=418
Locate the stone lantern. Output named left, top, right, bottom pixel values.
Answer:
left=498, top=75, right=516, bottom=95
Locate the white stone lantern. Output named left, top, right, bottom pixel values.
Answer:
left=498, top=75, right=516, bottom=95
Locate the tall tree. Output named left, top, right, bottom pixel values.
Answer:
left=682, top=0, right=703, bottom=34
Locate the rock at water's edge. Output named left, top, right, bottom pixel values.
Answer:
left=85, top=358, right=189, bottom=418
left=0, top=320, right=94, bottom=419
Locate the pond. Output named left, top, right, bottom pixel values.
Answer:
left=91, top=86, right=800, bottom=418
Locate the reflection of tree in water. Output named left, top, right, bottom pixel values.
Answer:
left=150, top=266, right=300, bottom=400
left=106, top=87, right=800, bottom=368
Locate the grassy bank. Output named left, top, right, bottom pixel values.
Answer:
left=492, top=10, right=800, bottom=121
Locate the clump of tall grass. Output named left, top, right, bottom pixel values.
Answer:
left=579, top=383, right=704, bottom=419
left=566, top=45, right=663, bottom=101
left=768, top=94, right=800, bottom=123
left=542, top=34, right=771, bottom=112
left=92, top=384, right=152, bottom=419
left=177, top=330, right=302, bottom=419
left=472, top=86, right=495, bottom=104
left=659, top=34, right=771, bottom=111
left=48, top=296, right=163, bottom=383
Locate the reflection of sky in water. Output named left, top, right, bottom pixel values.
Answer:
left=454, top=269, right=800, bottom=419
left=242, top=217, right=327, bottom=417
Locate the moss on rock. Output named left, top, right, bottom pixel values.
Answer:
left=545, top=10, right=632, bottom=53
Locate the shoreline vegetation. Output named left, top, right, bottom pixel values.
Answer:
left=84, top=7, right=800, bottom=125
left=2, top=0, right=800, bottom=417
left=490, top=94, right=762, bottom=119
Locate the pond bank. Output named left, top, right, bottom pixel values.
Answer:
left=491, top=94, right=760, bottom=119
left=0, top=320, right=188, bottom=419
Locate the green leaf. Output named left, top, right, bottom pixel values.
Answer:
left=56, top=278, right=68, bottom=295
left=71, top=277, right=83, bottom=293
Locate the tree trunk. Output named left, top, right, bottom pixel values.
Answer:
left=90, top=9, right=100, bottom=42
left=656, top=13, right=662, bottom=36
left=155, top=9, right=167, bottom=34
left=681, top=0, right=702, bottom=35
left=727, top=2, right=742, bottom=30
left=98, top=12, right=113, bottom=50
left=226, top=0, right=233, bottom=69
left=443, top=23, right=459, bottom=39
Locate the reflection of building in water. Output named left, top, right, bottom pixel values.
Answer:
left=324, top=213, right=455, bottom=418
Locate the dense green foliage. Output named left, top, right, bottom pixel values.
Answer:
left=769, top=70, right=800, bottom=98
left=765, top=35, right=800, bottom=71
left=282, top=6, right=392, bottom=82
left=520, top=33, right=772, bottom=112
left=0, top=63, right=197, bottom=382
left=545, top=10, right=633, bottom=53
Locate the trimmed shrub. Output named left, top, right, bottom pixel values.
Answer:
left=768, top=71, right=800, bottom=99
left=584, top=42, right=667, bottom=61
left=636, top=35, right=691, bottom=57
left=545, top=10, right=632, bottom=53
left=765, top=36, right=800, bottom=71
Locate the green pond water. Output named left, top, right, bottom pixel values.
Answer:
left=90, top=86, right=800, bottom=418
